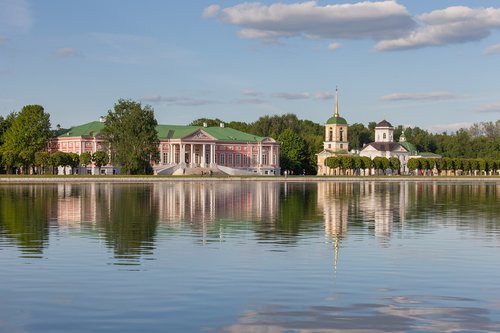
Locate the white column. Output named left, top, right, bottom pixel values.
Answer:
left=191, top=144, right=196, bottom=167
left=160, top=143, right=163, bottom=165
left=258, top=144, right=262, bottom=166
left=202, top=144, right=206, bottom=168
left=211, top=144, right=216, bottom=167
left=180, top=144, right=186, bottom=166
left=270, top=145, right=274, bottom=165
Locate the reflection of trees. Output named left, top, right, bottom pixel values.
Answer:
left=0, top=185, right=56, bottom=254
left=405, top=182, right=499, bottom=230
left=95, top=184, right=158, bottom=258
left=252, top=182, right=322, bottom=243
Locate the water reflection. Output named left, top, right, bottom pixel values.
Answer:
left=0, top=181, right=498, bottom=258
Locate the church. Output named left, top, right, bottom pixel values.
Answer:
left=316, top=89, right=437, bottom=175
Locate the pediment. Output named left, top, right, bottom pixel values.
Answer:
left=261, top=137, right=276, bottom=143
left=183, top=130, right=216, bottom=141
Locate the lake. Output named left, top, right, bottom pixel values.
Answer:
left=1, top=180, right=499, bottom=332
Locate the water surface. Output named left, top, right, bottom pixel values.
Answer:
left=1, top=181, right=499, bottom=332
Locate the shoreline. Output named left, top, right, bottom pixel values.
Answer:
left=1, top=175, right=499, bottom=184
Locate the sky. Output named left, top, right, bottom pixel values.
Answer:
left=1, top=0, right=500, bottom=133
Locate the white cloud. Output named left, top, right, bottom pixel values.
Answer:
left=236, top=98, right=266, bottom=105
left=429, top=122, right=474, bottom=133
left=241, top=89, right=262, bottom=97
left=376, top=6, right=500, bottom=51
left=141, top=95, right=219, bottom=106
left=473, top=102, right=500, bottom=113
left=211, top=1, right=415, bottom=42
left=272, top=92, right=310, bottom=100
left=328, top=42, right=341, bottom=51
left=314, top=91, right=335, bottom=100
left=203, top=4, right=220, bottom=18
left=483, top=43, right=500, bottom=55
left=381, top=91, right=458, bottom=102
left=0, top=0, right=32, bottom=32
left=55, top=47, right=79, bottom=58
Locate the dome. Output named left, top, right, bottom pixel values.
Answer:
left=326, top=116, right=347, bottom=125
left=376, top=119, right=393, bottom=128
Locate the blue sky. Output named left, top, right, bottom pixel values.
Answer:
left=1, top=0, right=500, bottom=132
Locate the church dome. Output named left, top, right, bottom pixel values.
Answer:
left=326, top=115, right=347, bottom=125
left=376, top=119, right=393, bottom=128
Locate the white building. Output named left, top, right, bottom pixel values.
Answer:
left=359, top=120, right=409, bottom=173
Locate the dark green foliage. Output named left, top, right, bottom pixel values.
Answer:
left=278, top=129, right=307, bottom=174
left=102, top=99, right=159, bottom=175
left=93, top=151, right=109, bottom=173
left=1, top=105, right=51, bottom=173
left=79, top=152, right=92, bottom=167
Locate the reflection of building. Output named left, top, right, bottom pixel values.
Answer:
left=49, top=121, right=280, bottom=176
left=55, top=183, right=112, bottom=228
left=154, top=182, right=279, bottom=225
left=358, top=182, right=409, bottom=242
left=317, top=182, right=350, bottom=239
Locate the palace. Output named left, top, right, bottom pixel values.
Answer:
left=49, top=120, right=281, bottom=176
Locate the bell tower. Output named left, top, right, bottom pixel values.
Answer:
left=324, top=87, right=349, bottom=152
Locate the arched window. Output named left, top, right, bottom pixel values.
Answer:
left=329, top=129, right=333, bottom=141
left=339, top=128, right=344, bottom=141
left=383, top=133, right=386, bottom=140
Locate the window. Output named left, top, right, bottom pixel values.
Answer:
left=329, top=129, right=333, bottom=141
left=163, top=152, right=168, bottom=165
left=340, top=144, right=343, bottom=149
left=383, top=133, right=386, bottom=140
left=243, top=154, right=248, bottom=166
left=252, top=154, right=258, bottom=165
left=220, top=153, right=225, bottom=165
left=228, top=154, right=233, bottom=165
left=262, top=153, right=268, bottom=165
left=235, top=154, right=241, bottom=166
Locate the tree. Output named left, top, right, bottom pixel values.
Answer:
left=67, top=153, right=80, bottom=174
left=93, top=151, right=109, bottom=174
left=1, top=105, right=50, bottom=174
left=348, top=123, right=371, bottom=150
left=373, top=157, right=389, bottom=175
left=50, top=151, right=66, bottom=175
left=80, top=152, right=92, bottom=170
left=34, top=152, right=51, bottom=175
left=360, top=156, right=372, bottom=176
left=407, top=158, right=419, bottom=174
left=389, top=157, right=400, bottom=174
left=102, top=99, right=159, bottom=175
left=278, top=128, right=307, bottom=174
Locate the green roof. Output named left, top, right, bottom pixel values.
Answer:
left=59, top=121, right=266, bottom=142
left=326, top=116, right=347, bottom=125
left=400, top=141, right=417, bottom=154
left=58, top=121, right=105, bottom=137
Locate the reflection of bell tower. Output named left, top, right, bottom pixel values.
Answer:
left=323, top=87, right=349, bottom=152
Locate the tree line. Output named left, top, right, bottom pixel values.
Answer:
left=191, top=115, right=499, bottom=175
left=1, top=103, right=498, bottom=175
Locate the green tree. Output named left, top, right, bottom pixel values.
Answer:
left=93, top=151, right=109, bottom=174
left=1, top=105, right=51, bottom=174
left=360, top=156, right=372, bottom=176
left=50, top=151, right=66, bottom=175
left=102, top=99, right=159, bottom=175
left=67, top=153, right=80, bottom=174
left=389, top=157, right=400, bottom=174
left=189, top=118, right=224, bottom=127
left=278, top=128, right=307, bottom=174
left=34, top=152, right=51, bottom=175
left=373, top=157, right=389, bottom=175
left=407, top=158, right=419, bottom=174
left=348, top=123, right=371, bottom=150
left=80, top=152, right=92, bottom=170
